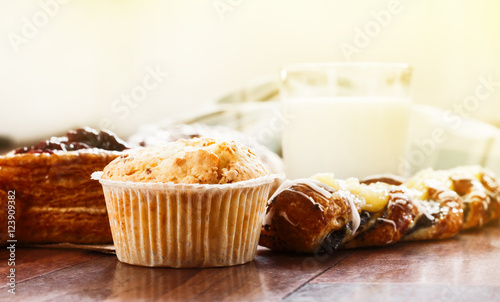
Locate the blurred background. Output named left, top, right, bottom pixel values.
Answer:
left=0, top=0, right=499, bottom=145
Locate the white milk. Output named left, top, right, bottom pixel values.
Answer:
left=282, top=97, right=411, bottom=179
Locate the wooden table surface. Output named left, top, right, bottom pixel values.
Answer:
left=2, top=220, right=500, bottom=302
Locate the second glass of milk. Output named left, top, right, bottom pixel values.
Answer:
left=281, top=62, right=412, bottom=179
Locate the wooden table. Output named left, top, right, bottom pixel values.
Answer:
left=2, top=220, right=500, bottom=301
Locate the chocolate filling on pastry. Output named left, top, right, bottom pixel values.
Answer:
left=15, top=127, right=128, bottom=154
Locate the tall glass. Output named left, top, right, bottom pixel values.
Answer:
left=280, top=62, right=412, bottom=179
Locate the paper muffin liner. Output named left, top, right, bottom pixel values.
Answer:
left=92, top=172, right=282, bottom=268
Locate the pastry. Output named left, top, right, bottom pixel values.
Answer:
left=260, top=176, right=423, bottom=252
left=259, top=166, right=499, bottom=254
left=0, top=127, right=128, bottom=245
left=405, top=166, right=500, bottom=230
left=260, top=179, right=351, bottom=254
left=94, top=137, right=281, bottom=267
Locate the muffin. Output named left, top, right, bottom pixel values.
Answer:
left=95, top=138, right=280, bottom=268
left=126, top=123, right=284, bottom=174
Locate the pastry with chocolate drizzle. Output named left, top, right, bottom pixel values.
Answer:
left=0, top=127, right=129, bottom=245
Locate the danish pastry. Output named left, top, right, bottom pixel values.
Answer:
left=0, top=127, right=128, bottom=244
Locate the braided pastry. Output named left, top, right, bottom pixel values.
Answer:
left=259, top=166, right=498, bottom=253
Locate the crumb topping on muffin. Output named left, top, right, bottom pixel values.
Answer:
left=102, top=138, right=270, bottom=184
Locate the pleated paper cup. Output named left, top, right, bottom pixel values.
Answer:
left=92, top=172, right=281, bottom=268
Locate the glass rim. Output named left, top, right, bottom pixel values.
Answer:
left=281, top=62, right=411, bottom=72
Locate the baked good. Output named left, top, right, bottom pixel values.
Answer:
left=95, top=137, right=280, bottom=267
left=260, top=176, right=423, bottom=253
left=260, top=179, right=351, bottom=253
left=103, top=138, right=269, bottom=184
left=259, top=166, right=499, bottom=254
left=405, top=166, right=500, bottom=230
left=127, top=123, right=284, bottom=174
left=0, top=128, right=128, bottom=245
left=127, top=123, right=285, bottom=200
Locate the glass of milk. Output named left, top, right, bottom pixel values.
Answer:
left=281, top=62, right=412, bottom=179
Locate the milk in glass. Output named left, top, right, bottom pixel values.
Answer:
left=282, top=96, right=411, bottom=179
